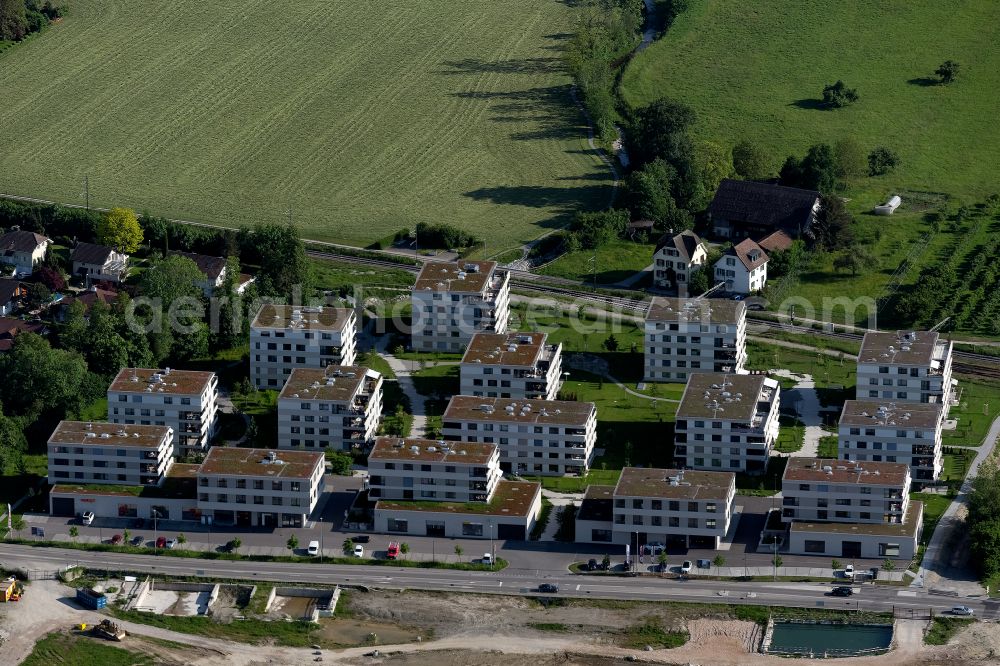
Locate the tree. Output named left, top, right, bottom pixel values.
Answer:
left=693, top=140, right=734, bottom=207
left=0, top=0, right=28, bottom=41
left=712, top=554, right=726, bottom=568
left=687, top=266, right=710, bottom=295
left=137, top=254, right=204, bottom=363
left=812, top=195, right=855, bottom=251
left=571, top=209, right=629, bottom=249
left=821, top=80, right=859, bottom=108
left=772, top=554, right=783, bottom=568
left=123, top=528, right=131, bottom=544
left=626, top=97, right=701, bottom=208
left=833, top=138, right=867, bottom=178
left=35, top=265, right=65, bottom=292
left=833, top=245, right=877, bottom=276
left=228, top=537, right=242, bottom=552
left=881, top=558, right=895, bottom=572
left=98, top=208, right=144, bottom=254
left=211, top=255, right=247, bottom=351
left=623, top=159, right=684, bottom=229
left=868, top=146, right=901, bottom=176
left=454, top=545, right=464, bottom=560
left=239, top=223, right=312, bottom=298
left=69, top=526, right=79, bottom=542
left=601, top=553, right=611, bottom=570
left=343, top=537, right=355, bottom=555
left=327, top=451, right=353, bottom=476
left=286, top=534, right=299, bottom=551
left=780, top=144, right=837, bottom=193
left=176, top=533, right=187, bottom=547
left=10, top=515, right=25, bottom=539
left=26, top=282, right=50, bottom=308
left=831, top=559, right=843, bottom=571
left=0, top=333, right=90, bottom=420
left=602, top=334, right=619, bottom=352
left=400, top=542, right=410, bottom=559
left=731, top=140, right=773, bottom=180
left=935, top=60, right=960, bottom=84
left=0, top=406, right=27, bottom=474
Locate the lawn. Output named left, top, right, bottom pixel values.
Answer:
left=745, top=340, right=855, bottom=390
left=622, top=1, right=1000, bottom=202
left=538, top=240, right=656, bottom=286
left=912, top=492, right=951, bottom=546
left=945, top=378, right=1000, bottom=447
left=311, top=257, right=415, bottom=299
left=0, top=0, right=612, bottom=252
left=23, top=631, right=153, bottom=666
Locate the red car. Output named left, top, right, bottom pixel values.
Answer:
left=110, top=534, right=123, bottom=545
left=155, top=536, right=167, bottom=549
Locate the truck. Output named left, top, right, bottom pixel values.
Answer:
left=76, top=587, right=107, bottom=610
left=93, top=619, right=126, bottom=641
left=2, top=577, right=17, bottom=602
left=386, top=541, right=400, bottom=559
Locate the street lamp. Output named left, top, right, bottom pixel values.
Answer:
left=489, top=520, right=495, bottom=569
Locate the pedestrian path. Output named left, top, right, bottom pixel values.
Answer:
left=769, top=368, right=826, bottom=457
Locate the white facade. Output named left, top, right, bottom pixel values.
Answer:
left=856, top=331, right=955, bottom=416
left=367, top=437, right=503, bottom=503
left=71, top=243, right=129, bottom=284
left=197, top=448, right=325, bottom=528
left=411, top=260, right=510, bottom=352
left=644, top=297, right=747, bottom=382
left=251, top=304, right=358, bottom=389
left=674, top=373, right=780, bottom=474
left=441, top=396, right=597, bottom=476
left=47, top=421, right=174, bottom=487
left=107, top=368, right=219, bottom=457
left=459, top=332, right=563, bottom=400
left=0, top=230, right=49, bottom=277
left=652, top=230, right=708, bottom=293
left=277, top=366, right=383, bottom=451
left=838, top=401, right=943, bottom=484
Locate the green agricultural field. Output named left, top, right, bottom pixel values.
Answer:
left=0, top=0, right=612, bottom=252
left=621, top=0, right=1000, bottom=202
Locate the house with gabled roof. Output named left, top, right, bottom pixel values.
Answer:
left=170, top=251, right=254, bottom=296
left=714, top=239, right=768, bottom=294
left=709, top=179, right=820, bottom=241
left=71, top=242, right=129, bottom=284
left=0, top=278, right=26, bottom=316
left=652, top=230, right=708, bottom=293
left=0, top=229, right=50, bottom=277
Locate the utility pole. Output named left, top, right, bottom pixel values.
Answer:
left=84, top=175, right=90, bottom=210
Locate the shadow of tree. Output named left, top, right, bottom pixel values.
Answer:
left=438, top=57, right=563, bottom=76
left=451, top=84, right=588, bottom=142
left=464, top=184, right=612, bottom=210
left=789, top=98, right=831, bottom=110
left=907, top=77, right=940, bottom=87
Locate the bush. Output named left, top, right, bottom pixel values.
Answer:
left=935, top=60, right=960, bottom=84
left=570, top=209, right=629, bottom=249
left=821, top=80, right=859, bottom=108
left=868, top=146, right=901, bottom=176
left=414, top=222, right=481, bottom=250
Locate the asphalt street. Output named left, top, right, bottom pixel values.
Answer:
left=2, top=543, right=997, bottom=620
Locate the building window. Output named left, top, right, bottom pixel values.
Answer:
left=462, top=523, right=484, bottom=537
left=804, top=540, right=825, bottom=553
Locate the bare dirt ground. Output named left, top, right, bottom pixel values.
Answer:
left=3, top=581, right=999, bottom=666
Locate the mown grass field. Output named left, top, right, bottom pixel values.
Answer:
left=0, top=0, right=612, bottom=252
left=621, top=0, right=1000, bottom=203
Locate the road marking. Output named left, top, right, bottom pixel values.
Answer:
left=576, top=584, right=581, bottom=591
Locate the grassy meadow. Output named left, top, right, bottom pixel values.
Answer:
left=621, top=0, right=1000, bottom=203
left=0, top=0, right=612, bottom=252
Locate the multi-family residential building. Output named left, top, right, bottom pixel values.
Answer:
left=644, top=297, right=747, bottom=382
left=250, top=304, right=358, bottom=389
left=47, top=421, right=174, bottom=487
left=714, top=239, right=768, bottom=294
left=197, top=448, right=325, bottom=528
left=410, top=260, right=510, bottom=352
left=652, top=230, right=708, bottom=293
left=441, top=395, right=597, bottom=476
left=673, top=373, right=780, bottom=474
left=575, top=467, right=736, bottom=549
left=277, top=366, right=383, bottom=451
left=0, top=229, right=49, bottom=277
left=459, top=331, right=563, bottom=400
left=171, top=251, right=255, bottom=296
left=107, top=368, right=219, bottom=457
left=781, top=457, right=923, bottom=560
left=856, top=330, right=955, bottom=415
left=367, top=437, right=502, bottom=503
left=70, top=242, right=129, bottom=284
left=838, top=400, right=943, bottom=484
left=368, top=436, right=541, bottom=539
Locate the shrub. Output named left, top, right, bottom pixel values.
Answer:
left=868, top=146, right=901, bottom=176
left=935, top=60, right=960, bottom=84
left=821, top=80, right=859, bottom=108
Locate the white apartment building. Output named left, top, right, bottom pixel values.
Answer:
left=714, top=239, right=768, bottom=294
left=277, top=365, right=383, bottom=451
left=782, top=457, right=922, bottom=560
left=251, top=304, right=358, bottom=389
left=652, top=230, right=708, bottom=293
left=459, top=331, right=563, bottom=400
left=411, top=260, right=510, bottom=352
left=673, top=373, right=780, bottom=474
left=367, top=437, right=503, bottom=503
left=644, top=297, right=747, bottom=382
left=839, top=401, right=944, bottom=485
left=197, top=448, right=325, bottom=528
left=441, top=395, right=597, bottom=476
left=107, top=368, right=219, bottom=457
left=47, top=421, right=174, bottom=487
left=856, top=330, right=955, bottom=416
left=575, top=468, right=736, bottom=549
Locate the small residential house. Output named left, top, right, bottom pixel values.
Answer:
left=652, top=230, right=708, bottom=293
left=709, top=179, right=820, bottom=241
left=714, top=239, right=768, bottom=294
left=0, top=229, right=50, bottom=277
left=71, top=242, right=129, bottom=284
left=55, top=286, right=119, bottom=322
left=171, top=251, right=254, bottom=296
left=0, top=279, right=26, bottom=316
left=0, top=317, right=46, bottom=353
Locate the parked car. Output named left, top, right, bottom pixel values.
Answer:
left=155, top=536, right=167, bottom=549
left=353, top=544, right=365, bottom=558
left=81, top=511, right=95, bottom=526
left=307, top=541, right=320, bottom=556
left=538, top=583, right=559, bottom=593
left=951, top=606, right=974, bottom=616
left=681, top=560, right=693, bottom=574
left=110, top=534, right=123, bottom=545
left=587, top=559, right=599, bottom=571
left=482, top=553, right=493, bottom=565
left=830, top=586, right=854, bottom=597
left=844, top=564, right=855, bottom=577
left=131, top=535, right=144, bottom=546
left=165, top=538, right=177, bottom=550
left=353, top=535, right=370, bottom=543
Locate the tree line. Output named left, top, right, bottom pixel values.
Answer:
left=0, top=0, right=62, bottom=42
